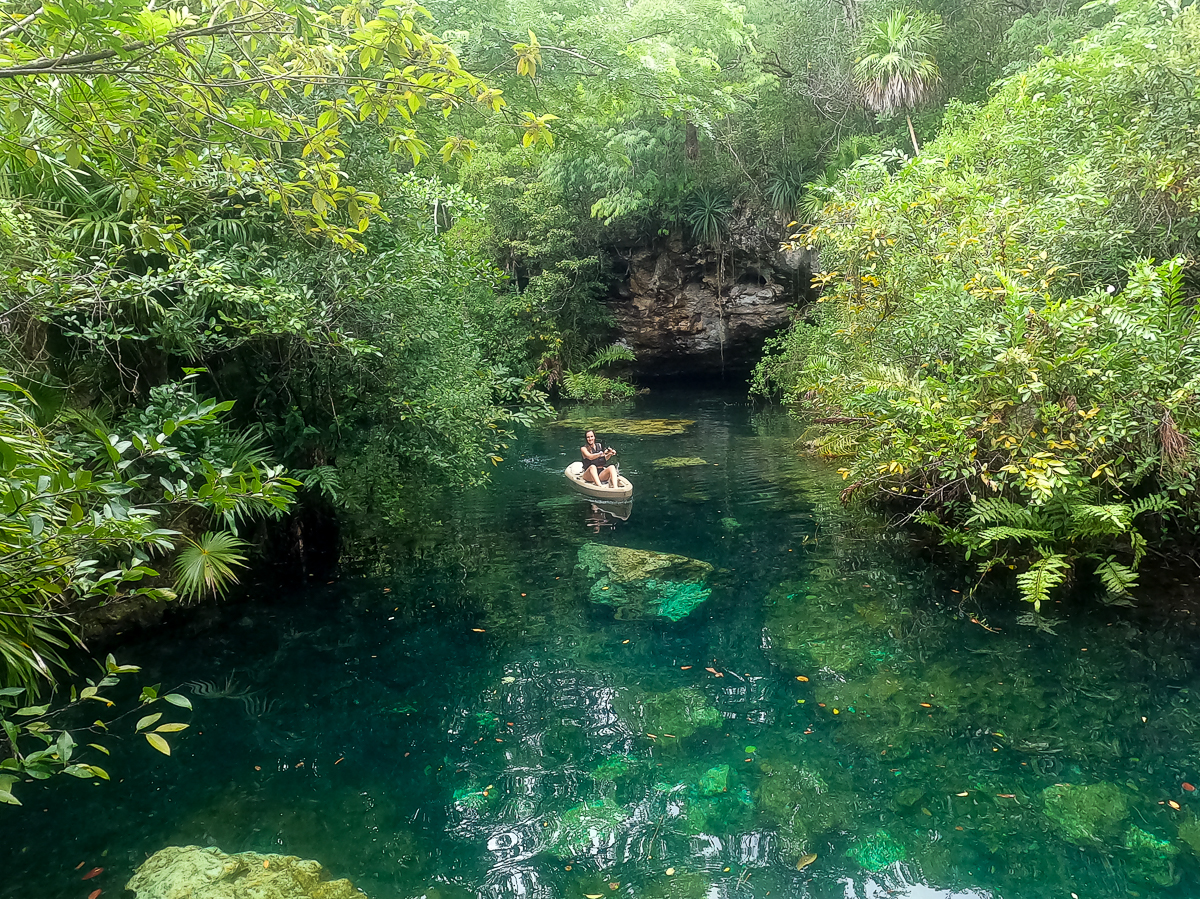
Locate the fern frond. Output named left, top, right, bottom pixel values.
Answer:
left=967, top=498, right=1033, bottom=527
left=1069, top=503, right=1131, bottom=536
left=1094, top=554, right=1138, bottom=597
left=808, top=431, right=862, bottom=457
left=582, top=344, right=636, bottom=373
left=976, top=526, right=1052, bottom=544
left=1016, top=611, right=1061, bottom=634
left=1015, top=552, right=1070, bottom=609
left=1131, top=494, right=1176, bottom=518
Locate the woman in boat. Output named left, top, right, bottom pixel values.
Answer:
left=581, top=430, right=618, bottom=487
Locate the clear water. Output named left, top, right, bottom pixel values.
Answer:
left=5, top=391, right=1200, bottom=899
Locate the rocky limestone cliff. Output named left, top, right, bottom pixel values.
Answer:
left=606, top=215, right=811, bottom=378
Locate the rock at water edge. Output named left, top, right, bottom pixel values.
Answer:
left=125, top=845, right=362, bottom=899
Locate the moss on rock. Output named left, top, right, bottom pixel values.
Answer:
left=578, top=544, right=715, bottom=621
left=1041, top=782, right=1129, bottom=845
left=847, top=830, right=908, bottom=872
left=1124, top=825, right=1179, bottom=887
left=546, top=797, right=629, bottom=857
left=617, top=686, right=723, bottom=743
left=125, top=846, right=361, bottom=899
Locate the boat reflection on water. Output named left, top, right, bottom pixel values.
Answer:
left=585, top=499, right=633, bottom=532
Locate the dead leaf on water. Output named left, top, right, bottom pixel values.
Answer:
left=795, top=852, right=817, bottom=871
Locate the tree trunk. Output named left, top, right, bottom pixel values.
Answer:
left=906, top=114, right=921, bottom=156
left=685, top=120, right=699, bottom=161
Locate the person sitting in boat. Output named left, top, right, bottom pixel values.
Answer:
left=581, top=430, right=618, bottom=487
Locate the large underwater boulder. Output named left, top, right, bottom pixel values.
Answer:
left=125, top=846, right=361, bottom=899
left=1041, top=782, right=1129, bottom=844
left=617, top=685, right=723, bottom=743
left=577, top=543, right=714, bottom=621
left=546, top=797, right=630, bottom=857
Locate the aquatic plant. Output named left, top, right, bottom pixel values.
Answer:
left=653, top=457, right=709, bottom=468
left=1041, top=782, right=1129, bottom=845
left=846, top=829, right=908, bottom=871
left=551, top=417, right=695, bottom=436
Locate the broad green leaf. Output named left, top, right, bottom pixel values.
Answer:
left=136, top=713, right=162, bottom=732
left=145, top=733, right=171, bottom=756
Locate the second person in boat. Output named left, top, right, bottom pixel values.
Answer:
left=581, top=430, right=618, bottom=487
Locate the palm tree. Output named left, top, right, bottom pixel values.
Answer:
left=853, top=8, right=944, bottom=156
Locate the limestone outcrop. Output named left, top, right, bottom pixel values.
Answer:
left=125, top=846, right=363, bottom=899
left=607, top=218, right=813, bottom=377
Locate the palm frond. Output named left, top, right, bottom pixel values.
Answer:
left=173, top=532, right=248, bottom=601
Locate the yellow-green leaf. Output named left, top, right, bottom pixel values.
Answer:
left=145, top=733, right=171, bottom=755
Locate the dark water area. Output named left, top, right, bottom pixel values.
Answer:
left=5, top=391, right=1200, bottom=899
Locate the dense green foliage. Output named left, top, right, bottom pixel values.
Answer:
left=0, top=0, right=1194, bottom=741
left=755, top=1, right=1200, bottom=620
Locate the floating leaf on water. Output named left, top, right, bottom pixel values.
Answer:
left=82, top=868, right=103, bottom=880
left=796, top=852, right=817, bottom=871
left=88, top=891, right=101, bottom=899
left=745, top=745, right=757, bottom=753
left=956, top=791, right=969, bottom=797
left=997, top=794, right=1016, bottom=799
left=472, top=628, right=486, bottom=633
left=1183, top=782, right=1196, bottom=791
left=796, top=675, right=809, bottom=682
left=665, top=867, right=675, bottom=875
left=586, top=895, right=603, bottom=898
left=1169, top=800, right=1182, bottom=809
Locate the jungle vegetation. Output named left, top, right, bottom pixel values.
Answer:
left=0, top=0, right=1195, bottom=769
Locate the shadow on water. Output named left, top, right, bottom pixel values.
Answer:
left=4, top=389, right=1200, bottom=898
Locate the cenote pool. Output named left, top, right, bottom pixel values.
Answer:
left=6, top=391, right=1200, bottom=898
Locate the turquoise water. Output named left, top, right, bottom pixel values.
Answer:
left=4, top=391, right=1200, bottom=898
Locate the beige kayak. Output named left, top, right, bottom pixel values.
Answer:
left=564, top=460, right=633, bottom=500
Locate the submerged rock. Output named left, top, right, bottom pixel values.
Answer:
left=1041, top=782, right=1129, bottom=844
left=699, top=764, right=731, bottom=796
left=1124, top=825, right=1180, bottom=886
left=847, top=830, right=908, bottom=872
left=578, top=543, right=714, bottom=621
left=546, top=797, right=629, bottom=857
left=125, top=846, right=361, bottom=899
left=755, top=759, right=851, bottom=849
left=617, top=685, right=723, bottom=742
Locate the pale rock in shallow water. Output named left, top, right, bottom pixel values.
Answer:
left=125, top=846, right=364, bottom=899
left=577, top=543, right=714, bottom=621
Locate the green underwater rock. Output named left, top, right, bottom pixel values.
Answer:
left=125, top=845, right=360, bottom=899
left=578, top=544, right=714, bottom=621
left=1180, top=815, right=1200, bottom=855
left=755, top=759, right=851, bottom=849
left=546, top=797, right=629, bottom=857
left=720, top=517, right=741, bottom=530
left=592, top=754, right=635, bottom=781
left=847, top=830, right=908, bottom=872
left=653, top=456, right=709, bottom=468
left=641, top=871, right=712, bottom=899
left=617, top=686, right=723, bottom=742
left=1124, top=825, right=1180, bottom=887
left=699, top=764, right=731, bottom=796
left=1041, top=782, right=1129, bottom=844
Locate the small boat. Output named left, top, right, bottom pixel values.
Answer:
left=565, top=461, right=634, bottom=500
